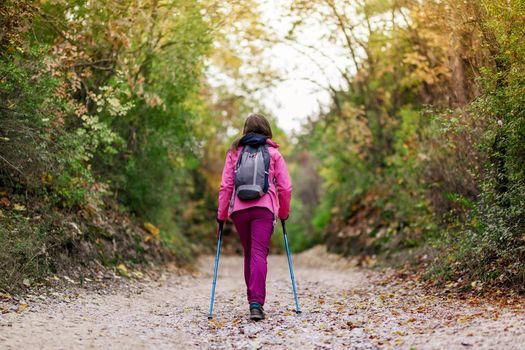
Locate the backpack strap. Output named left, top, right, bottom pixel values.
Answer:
left=235, top=146, right=247, bottom=171
left=229, top=146, right=246, bottom=215
left=261, top=145, right=270, bottom=193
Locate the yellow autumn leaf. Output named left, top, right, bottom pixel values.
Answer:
left=116, top=263, right=129, bottom=277
left=14, top=204, right=26, bottom=211
left=17, top=303, right=28, bottom=313
left=210, top=319, right=224, bottom=327
left=144, top=222, right=160, bottom=240
left=41, top=173, right=53, bottom=185
left=394, top=338, right=404, bottom=345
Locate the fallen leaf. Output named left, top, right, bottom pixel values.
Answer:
left=41, top=173, right=53, bottom=185
left=211, top=319, right=224, bottom=327
left=17, top=303, right=28, bottom=313
left=0, top=197, right=9, bottom=207
left=458, top=316, right=470, bottom=323
left=131, top=271, right=144, bottom=279
left=0, top=292, right=12, bottom=300
left=468, top=298, right=480, bottom=306
left=144, top=222, right=160, bottom=240
left=116, top=263, right=129, bottom=277
left=63, top=276, right=75, bottom=284
left=14, top=204, right=26, bottom=211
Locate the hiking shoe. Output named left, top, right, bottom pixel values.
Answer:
left=249, top=302, right=265, bottom=321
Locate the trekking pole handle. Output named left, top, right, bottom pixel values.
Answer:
left=216, top=220, right=224, bottom=238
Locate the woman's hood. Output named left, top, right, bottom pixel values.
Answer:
left=239, top=133, right=279, bottom=148
left=266, top=138, right=279, bottom=148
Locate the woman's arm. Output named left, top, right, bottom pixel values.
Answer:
left=217, top=150, right=235, bottom=221
left=274, top=152, right=292, bottom=220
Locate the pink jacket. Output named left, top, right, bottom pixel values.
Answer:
left=217, top=139, right=292, bottom=221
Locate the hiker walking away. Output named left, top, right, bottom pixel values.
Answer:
left=217, top=113, right=292, bottom=321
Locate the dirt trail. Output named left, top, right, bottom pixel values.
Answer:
left=1, top=246, right=524, bottom=349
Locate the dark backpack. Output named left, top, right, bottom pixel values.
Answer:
left=234, top=144, right=271, bottom=200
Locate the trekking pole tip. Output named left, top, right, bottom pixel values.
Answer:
left=207, top=316, right=213, bottom=320
left=296, top=310, right=302, bottom=315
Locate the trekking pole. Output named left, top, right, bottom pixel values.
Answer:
left=208, top=221, right=224, bottom=320
left=281, top=219, right=302, bottom=315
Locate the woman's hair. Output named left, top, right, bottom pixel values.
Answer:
left=231, top=113, right=273, bottom=150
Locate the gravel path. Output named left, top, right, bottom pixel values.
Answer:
left=1, top=246, right=524, bottom=349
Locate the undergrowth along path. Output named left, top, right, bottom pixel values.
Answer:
left=1, top=246, right=524, bottom=349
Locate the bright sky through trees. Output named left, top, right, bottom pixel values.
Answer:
left=227, top=0, right=354, bottom=133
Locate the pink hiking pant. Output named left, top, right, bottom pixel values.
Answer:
left=231, top=207, right=274, bottom=306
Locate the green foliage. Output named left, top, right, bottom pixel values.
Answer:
left=289, top=0, right=525, bottom=291
left=2, top=0, right=524, bottom=294
left=0, top=208, right=64, bottom=289
left=0, top=0, right=243, bottom=289
left=427, top=2, right=525, bottom=289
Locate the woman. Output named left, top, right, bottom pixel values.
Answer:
left=217, top=113, right=292, bottom=321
